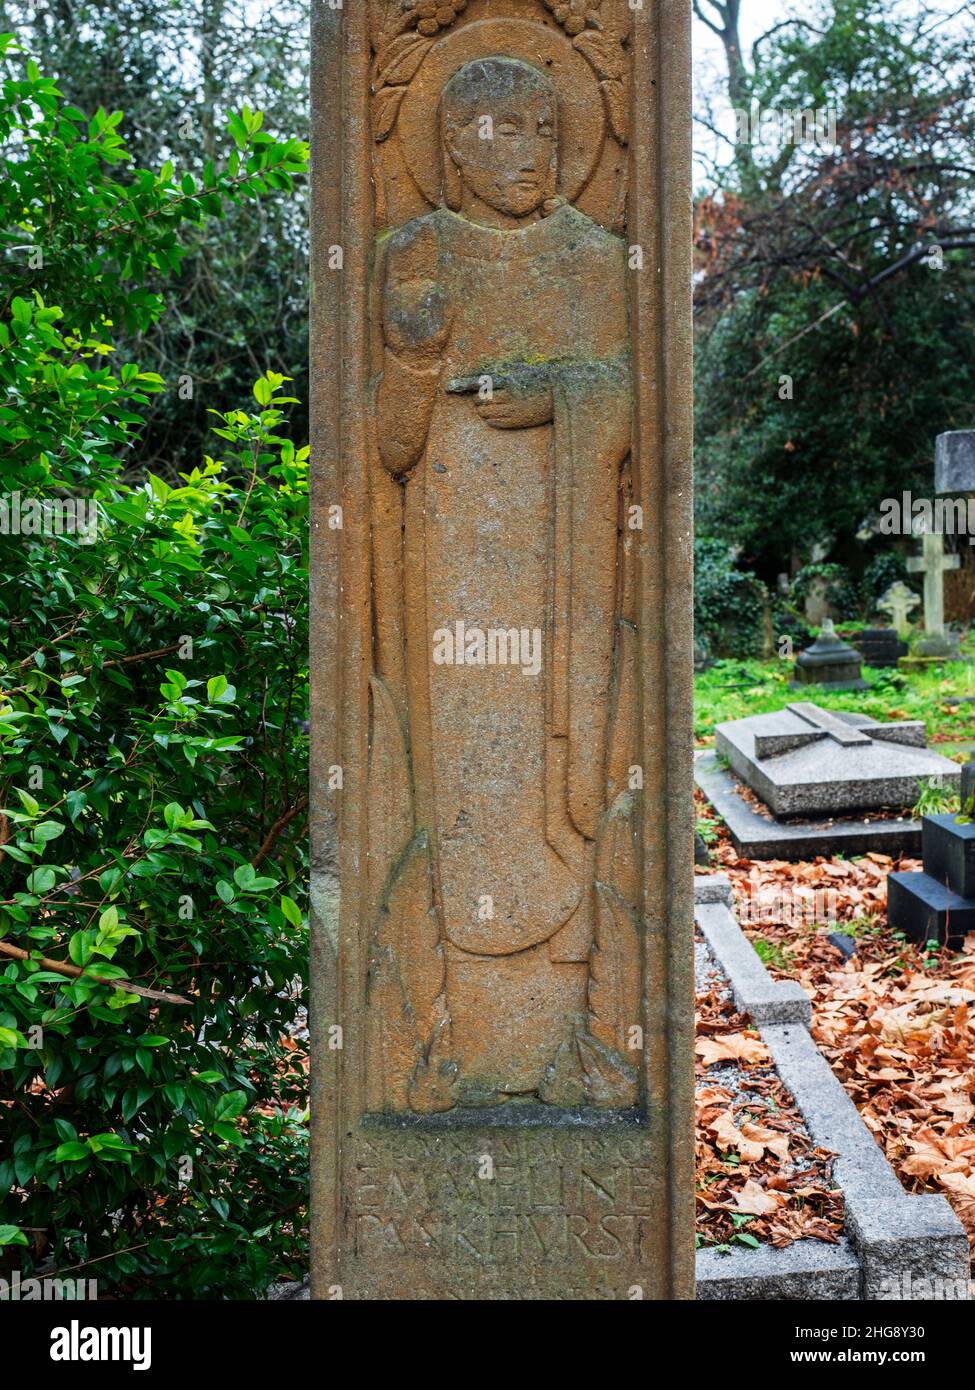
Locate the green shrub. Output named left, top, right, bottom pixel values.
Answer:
left=694, top=538, right=770, bottom=658
left=0, top=38, right=309, bottom=1298
left=861, top=551, right=910, bottom=619
left=789, top=562, right=859, bottom=622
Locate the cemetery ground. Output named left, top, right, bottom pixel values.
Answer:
left=696, top=629, right=975, bottom=759
left=694, top=642, right=975, bottom=1272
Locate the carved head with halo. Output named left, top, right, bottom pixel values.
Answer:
left=439, top=57, right=559, bottom=218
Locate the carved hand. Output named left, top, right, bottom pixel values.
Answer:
left=382, top=222, right=450, bottom=368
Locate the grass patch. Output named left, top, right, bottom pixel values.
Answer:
left=694, top=632, right=975, bottom=745
left=751, top=935, right=795, bottom=971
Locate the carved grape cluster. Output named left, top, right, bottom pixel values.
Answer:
left=541, top=0, right=601, bottom=38
left=403, top=0, right=467, bottom=37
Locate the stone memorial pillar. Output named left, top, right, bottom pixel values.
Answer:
left=310, top=0, right=694, bottom=1300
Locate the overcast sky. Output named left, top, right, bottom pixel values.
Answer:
left=691, top=0, right=967, bottom=180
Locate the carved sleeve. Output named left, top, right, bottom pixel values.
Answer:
left=375, top=225, right=445, bottom=476
left=376, top=349, right=441, bottom=476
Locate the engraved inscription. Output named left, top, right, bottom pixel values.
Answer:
left=352, top=1130, right=660, bottom=1265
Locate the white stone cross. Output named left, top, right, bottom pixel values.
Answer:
left=878, top=580, right=920, bottom=638
left=907, top=531, right=959, bottom=639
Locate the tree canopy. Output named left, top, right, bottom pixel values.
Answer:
left=694, top=0, right=975, bottom=579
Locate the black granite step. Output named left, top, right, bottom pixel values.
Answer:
left=921, top=813, right=975, bottom=901
left=887, top=869, right=975, bottom=949
left=851, top=628, right=907, bottom=668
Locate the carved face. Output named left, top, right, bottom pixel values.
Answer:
left=441, top=58, right=557, bottom=218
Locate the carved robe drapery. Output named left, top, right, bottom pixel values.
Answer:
left=367, top=200, right=640, bottom=1111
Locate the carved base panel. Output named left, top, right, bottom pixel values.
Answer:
left=347, top=1114, right=664, bottom=1300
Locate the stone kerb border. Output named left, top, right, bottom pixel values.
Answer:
left=694, top=874, right=970, bottom=1301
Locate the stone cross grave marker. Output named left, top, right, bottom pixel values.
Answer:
left=311, top=0, right=695, bottom=1300
left=878, top=580, right=921, bottom=639
left=907, top=528, right=960, bottom=654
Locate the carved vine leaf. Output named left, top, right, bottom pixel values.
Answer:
left=371, top=1, right=468, bottom=141
left=372, top=32, right=434, bottom=142
left=571, top=27, right=623, bottom=81
left=600, top=77, right=628, bottom=147
left=373, top=85, right=408, bottom=143
left=372, top=1, right=467, bottom=145
left=375, top=29, right=432, bottom=86
left=572, top=30, right=629, bottom=145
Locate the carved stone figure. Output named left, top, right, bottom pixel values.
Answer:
left=366, top=45, right=640, bottom=1112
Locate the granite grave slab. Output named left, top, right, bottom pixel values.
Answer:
left=694, top=749, right=925, bottom=861
left=715, top=701, right=959, bottom=819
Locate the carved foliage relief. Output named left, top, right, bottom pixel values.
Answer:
left=362, top=0, right=642, bottom=1114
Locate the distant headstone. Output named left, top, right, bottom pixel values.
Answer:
left=852, top=627, right=908, bottom=668
left=962, top=758, right=975, bottom=814
left=802, top=544, right=833, bottom=625
left=906, top=529, right=960, bottom=659
left=934, top=430, right=975, bottom=495
left=716, top=700, right=960, bottom=818
left=793, top=618, right=867, bottom=691
left=877, top=580, right=920, bottom=639
left=803, top=580, right=831, bottom=627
